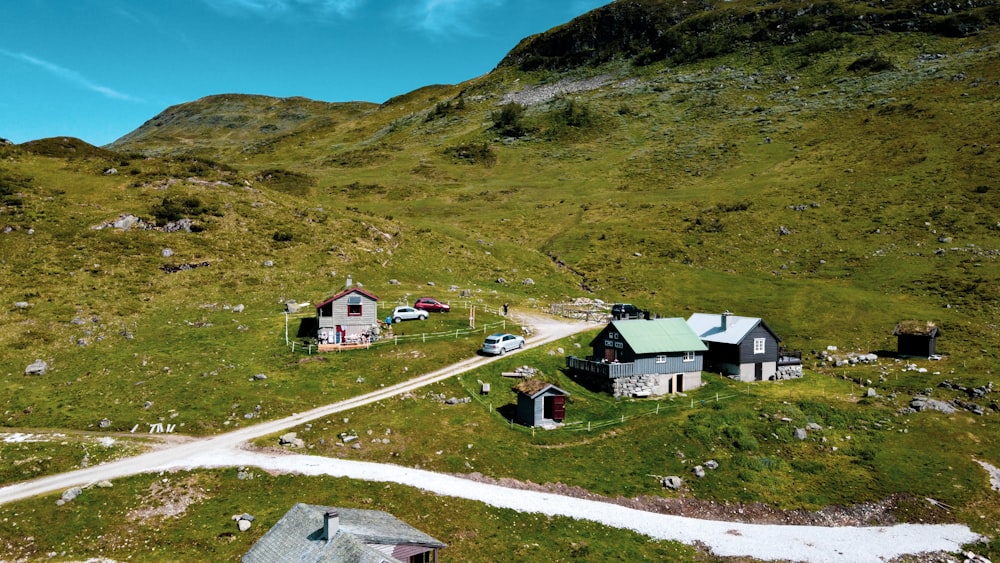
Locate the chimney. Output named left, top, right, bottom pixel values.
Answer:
left=345, top=275, right=353, bottom=289
left=323, top=510, right=339, bottom=541
left=721, top=310, right=732, bottom=330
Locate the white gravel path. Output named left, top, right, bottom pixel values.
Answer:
left=165, top=449, right=984, bottom=563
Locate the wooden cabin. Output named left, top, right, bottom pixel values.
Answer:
left=687, top=312, right=783, bottom=382
left=315, top=286, right=380, bottom=345
left=566, top=318, right=706, bottom=397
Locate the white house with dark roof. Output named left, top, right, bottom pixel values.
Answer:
left=687, top=312, right=784, bottom=382
left=243, top=503, right=445, bottom=563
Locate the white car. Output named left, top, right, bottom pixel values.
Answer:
left=481, top=332, right=524, bottom=355
left=391, top=306, right=428, bottom=323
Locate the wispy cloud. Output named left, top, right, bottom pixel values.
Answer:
left=407, top=0, right=503, bottom=36
left=0, top=49, right=142, bottom=102
left=204, top=0, right=363, bottom=19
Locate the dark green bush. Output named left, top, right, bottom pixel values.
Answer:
left=445, top=143, right=496, bottom=166
left=848, top=52, right=894, bottom=73
left=490, top=102, right=527, bottom=137
left=272, top=230, right=294, bottom=242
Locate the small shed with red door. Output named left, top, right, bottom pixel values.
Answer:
left=513, top=379, right=569, bottom=428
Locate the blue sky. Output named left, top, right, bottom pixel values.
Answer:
left=1, top=0, right=609, bottom=146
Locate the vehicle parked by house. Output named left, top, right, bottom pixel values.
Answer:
left=391, top=306, right=428, bottom=323
left=611, top=303, right=643, bottom=320
left=481, top=332, right=524, bottom=355
left=413, top=297, right=451, bottom=313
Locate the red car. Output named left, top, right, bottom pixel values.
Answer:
left=413, top=297, right=450, bottom=312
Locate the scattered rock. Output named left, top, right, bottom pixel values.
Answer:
left=794, top=428, right=808, bottom=441
left=13, top=301, right=30, bottom=309
left=910, top=396, right=956, bottom=414
left=98, top=418, right=111, bottom=429
left=253, top=373, right=267, bottom=381
left=279, top=432, right=305, bottom=448
left=232, top=304, right=245, bottom=313
left=161, top=248, right=174, bottom=258
left=704, top=460, right=719, bottom=470
left=662, top=476, right=683, bottom=490
left=693, top=465, right=706, bottom=478
left=262, top=260, right=274, bottom=267
left=95, top=480, right=113, bottom=488
left=866, top=388, right=878, bottom=398
left=61, top=487, right=82, bottom=503
left=25, top=359, right=48, bottom=376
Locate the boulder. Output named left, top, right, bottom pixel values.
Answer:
left=910, top=396, right=957, bottom=414
left=25, top=359, right=48, bottom=376
left=279, top=432, right=305, bottom=448
left=794, top=428, right=808, bottom=440
left=704, top=459, right=719, bottom=470
left=13, top=301, right=30, bottom=309
left=662, top=476, right=683, bottom=490
left=61, top=487, right=82, bottom=502
left=693, top=465, right=706, bottom=478
left=161, top=248, right=174, bottom=258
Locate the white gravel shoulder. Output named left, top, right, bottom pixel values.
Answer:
left=168, top=449, right=985, bottom=563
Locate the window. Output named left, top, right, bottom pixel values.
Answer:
left=655, top=355, right=667, bottom=364
left=347, top=295, right=362, bottom=317
left=753, top=338, right=766, bottom=354
left=683, top=351, right=695, bottom=362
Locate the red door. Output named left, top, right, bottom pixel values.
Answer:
left=545, top=395, right=566, bottom=422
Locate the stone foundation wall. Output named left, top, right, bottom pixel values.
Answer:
left=612, top=374, right=658, bottom=398
left=774, top=364, right=804, bottom=379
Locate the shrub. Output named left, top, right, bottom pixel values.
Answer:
left=272, top=230, right=294, bottom=242
left=490, top=102, right=527, bottom=137
left=848, top=52, right=894, bottom=73
left=445, top=143, right=496, bottom=166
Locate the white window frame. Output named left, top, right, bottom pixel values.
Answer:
left=655, top=355, right=667, bottom=364
left=683, top=351, right=695, bottom=362
left=753, top=338, right=766, bottom=354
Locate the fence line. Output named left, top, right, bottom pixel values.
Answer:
left=286, top=319, right=511, bottom=353
left=456, top=373, right=747, bottom=434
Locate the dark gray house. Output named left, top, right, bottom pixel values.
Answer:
left=243, top=503, right=446, bottom=563
left=513, top=379, right=569, bottom=427
left=315, top=285, right=380, bottom=345
left=566, top=318, right=707, bottom=397
left=687, top=312, right=783, bottom=382
left=894, top=320, right=941, bottom=358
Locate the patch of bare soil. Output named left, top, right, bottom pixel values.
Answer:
left=126, top=474, right=208, bottom=521
left=458, top=472, right=903, bottom=527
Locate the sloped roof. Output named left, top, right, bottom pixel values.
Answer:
left=512, top=379, right=569, bottom=399
left=687, top=313, right=778, bottom=345
left=315, top=287, right=381, bottom=309
left=243, top=503, right=445, bottom=563
left=893, top=320, right=941, bottom=337
left=603, top=318, right=707, bottom=354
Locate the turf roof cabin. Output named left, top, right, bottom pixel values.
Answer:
left=315, top=280, right=380, bottom=346
left=687, top=312, right=788, bottom=382
left=893, top=320, right=941, bottom=358
left=512, top=379, right=569, bottom=428
left=566, top=318, right=707, bottom=398
left=243, top=503, right=446, bottom=563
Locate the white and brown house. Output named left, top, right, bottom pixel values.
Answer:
left=315, top=282, right=380, bottom=346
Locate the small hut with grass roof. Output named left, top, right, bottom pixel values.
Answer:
left=893, top=320, right=941, bottom=358
left=512, top=379, right=569, bottom=428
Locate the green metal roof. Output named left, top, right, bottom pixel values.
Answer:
left=611, top=318, right=707, bottom=354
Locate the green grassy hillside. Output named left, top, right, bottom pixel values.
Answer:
left=2, top=0, right=999, bottom=559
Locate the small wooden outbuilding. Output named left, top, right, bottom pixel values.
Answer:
left=513, top=379, right=569, bottom=428
left=893, top=321, right=941, bottom=358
